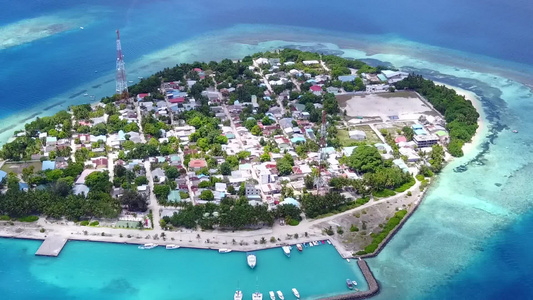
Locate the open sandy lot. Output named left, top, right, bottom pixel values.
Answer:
left=337, top=91, right=440, bottom=120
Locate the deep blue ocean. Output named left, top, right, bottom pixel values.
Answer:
left=0, top=0, right=532, bottom=299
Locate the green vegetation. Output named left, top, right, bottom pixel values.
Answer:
left=17, top=216, right=39, bottom=222
left=356, top=210, right=408, bottom=255
left=89, top=221, right=99, bottom=226
left=395, top=75, right=479, bottom=157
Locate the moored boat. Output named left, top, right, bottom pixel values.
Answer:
left=218, top=248, right=232, bottom=253
left=282, top=245, right=291, bottom=257
left=326, top=240, right=332, bottom=245
left=292, top=288, right=300, bottom=299
left=165, top=244, right=180, bottom=250
left=138, top=243, right=158, bottom=249
left=296, top=244, right=303, bottom=252
left=309, top=242, right=313, bottom=247
left=352, top=280, right=358, bottom=286
left=234, top=290, right=243, bottom=300
left=269, top=291, right=275, bottom=300
left=247, top=253, right=257, bottom=269
left=276, top=290, right=284, bottom=300
left=252, top=291, right=263, bottom=300
left=346, top=279, right=354, bottom=289
left=313, top=241, right=319, bottom=246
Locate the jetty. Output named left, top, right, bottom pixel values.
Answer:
left=35, top=236, right=68, bottom=257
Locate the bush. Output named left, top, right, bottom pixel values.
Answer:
left=350, top=224, right=359, bottom=232
left=40, top=228, right=45, bottom=233
left=372, top=189, right=396, bottom=198
left=287, top=219, right=300, bottom=226
left=0, top=215, right=10, bottom=221
left=89, top=221, right=99, bottom=226
left=80, top=220, right=89, bottom=226
left=337, top=226, right=344, bottom=235
left=270, top=236, right=276, bottom=243
left=394, top=178, right=416, bottom=193
left=324, top=226, right=334, bottom=236
left=18, top=216, right=39, bottom=222
left=415, top=174, right=425, bottom=181
left=407, top=191, right=412, bottom=196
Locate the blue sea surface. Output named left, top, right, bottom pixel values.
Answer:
left=0, top=0, right=533, bottom=299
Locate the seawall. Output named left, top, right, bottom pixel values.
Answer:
left=319, top=259, right=379, bottom=300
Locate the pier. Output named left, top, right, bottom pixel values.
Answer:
left=35, top=236, right=68, bottom=257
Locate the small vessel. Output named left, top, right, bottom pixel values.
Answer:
left=166, top=244, right=180, bottom=250
left=247, top=253, right=257, bottom=269
left=252, top=291, right=263, bottom=300
left=352, top=280, right=358, bottom=286
left=296, top=244, right=303, bottom=252
left=321, top=240, right=325, bottom=244
left=138, top=76, right=144, bottom=79
left=513, top=130, right=518, bottom=133
left=219, top=248, right=232, bottom=253
left=269, top=291, right=275, bottom=300
left=309, top=242, right=313, bottom=247
left=138, top=243, right=157, bottom=249
left=292, top=288, right=300, bottom=299
left=282, top=245, right=291, bottom=257
left=234, top=290, right=243, bottom=300
left=276, top=290, right=284, bottom=300
left=80, top=26, right=84, bottom=30
left=346, top=279, right=354, bottom=289
left=83, top=93, right=89, bottom=96
left=346, top=258, right=350, bottom=262
left=326, top=240, right=332, bottom=245
left=313, top=241, right=319, bottom=246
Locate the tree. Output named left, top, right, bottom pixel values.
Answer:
left=219, top=162, right=232, bottom=176
left=85, top=171, right=112, bottom=193
left=347, top=146, right=383, bottom=173
left=134, top=176, right=148, bottom=186
left=165, top=166, right=179, bottom=179
left=402, top=126, right=414, bottom=141
left=199, top=190, right=214, bottom=201
left=251, top=125, right=262, bottom=136
left=260, top=152, right=271, bottom=162
left=153, top=184, right=171, bottom=200
left=120, top=190, right=148, bottom=212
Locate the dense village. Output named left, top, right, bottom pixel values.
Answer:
left=0, top=49, right=478, bottom=255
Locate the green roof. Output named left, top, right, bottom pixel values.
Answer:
left=167, top=190, right=182, bottom=202
left=435, top=130, right=448, bottom=137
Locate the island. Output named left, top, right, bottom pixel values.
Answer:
left=0, top=49, right=479, bottom=299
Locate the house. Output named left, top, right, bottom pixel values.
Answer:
left=413, top=135, right=439, bottom=148
left=91, top=157, right=108, bottom=169
left=393, top=159, right=410, bottom=173
left=169, top=97, right=185, bottom=104
left=309, top=85, right=322, bottom=94
left=381, top=70, right=409, bottom=84
left=349, top=130, right=366, bottom=140
left=302, top=60, right=319, bottom=66
left=245, top=184, right=261, bottom=197
left=343, top=146, right=357, bottom=157
left=151, top=168, right=166, bottom=183
left=42, top=160, right=56, bottom=171
left=45, top=136, right=57, bottom=146
left=279, top=197, right=301, bottom=208
left=136, top=93, right=150, bottom=101
left=215, top=182, right=227, bottom=193
left=75, top=169, right=98, bottom=185
left=188, top=159, right=207, bottom=171
left=395, top=136, right=407, bottom=143
left=399, top=147, right=420, bottom=162
left=0, top=170, right=7, bottom=182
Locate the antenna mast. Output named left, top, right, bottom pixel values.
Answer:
left=115, top=29, right=128, bottom=96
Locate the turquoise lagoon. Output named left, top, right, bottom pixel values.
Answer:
left=0, top=238, right=367, bottom=299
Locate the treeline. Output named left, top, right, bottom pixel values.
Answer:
left=162, top=197, right=301, bottom=230
left=0, top=189, right=120, bottom=220
left=356, top=209, right=407, bottom=255
left=395, top=74, right=479, bottom=157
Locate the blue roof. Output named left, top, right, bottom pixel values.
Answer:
left=280, top=197, right=301, bottom=208
left=321, top=147, right=336, bottom=154
left=168, top=190, right=182, bottom=202
left=412, top=124, right=423, bottom=130
left=19, top=182, right=29, bottom=190
left=0, top=170, right=6, bottom=182
left=42, top=160, right=56, bottom=171
left=414, top=129, right=428, bottom=136
left=338, top=75, right=356, bottom=82
left=291, top=137, right=306, bottom=144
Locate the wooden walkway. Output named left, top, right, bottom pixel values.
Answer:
left=35, top=236, right=68, bottom=257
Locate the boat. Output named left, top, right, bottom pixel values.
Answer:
left=513, top=129, right=518, bottom=133
left=292, top=288, right=300, bottom=299
left=234, top=290, right=243, bottom=300
left=252, top=291, right=263, bottom=300
left=326, top=240, right=332, bottom=245
left=165, top=244, right=180, bottom=250
left=218, top=248, right=232, bottom=253
left=321, top=240, right=325, bottom=244
left=309, top=242, right=313, bottom=247
left=313, top=241, right=319, bottom=246
left=296, top=244, right=303, bottom=252
left=269, top=291, right=275, bottom=300
left=247, top=253, right=257, bottom=269
left=352, top=280, right=358, bottom=286
left=80, top=26, right=84, bottom=30
left=276, top=290, right=284, bottom=300
left=282, top=245, right=291, bottom=257
left=346, top=258, right=350, bottom=262
left=346, top=279, right=354, bottom=289
left=138, top=243, right=158, bottom=249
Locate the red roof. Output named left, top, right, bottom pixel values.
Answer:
left=309, top=85, right=322, bottom=92
left=395, top=136, right=407, bottom=143
left=169, top=97, right=185, bottom=104
left=189, top=159, right=207, bottom=168
left=137, top=93, right=150, bottom=99
left=193, top=68, right=203, bottom=72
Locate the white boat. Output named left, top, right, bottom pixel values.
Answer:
left=346, top=259, right=350, bottom=262
left=313, top=241, right=319, bottom=246
left=269, top=291, right=275, bottom=300
left=218, top=248, right=232, bottom=253
left=247, top=253, right=257, bottom=269
left=138, top=243, right=157, bottom=249
left=326, top=240, right=332, bottom=245
left=309, top=242, right=313, bottom=247
left=234, top=290, right=243, bottom=300
left=276, top=290, right=284, bottom=300
left=296, top=244, right=303, bottom=252
left=352, top=280, right=358, bottom=286
left=166, top=244, right=180, bottom=250
left=252, top=291, right=263, bottom=300
left=292, top=288, right=300, bottom=299
left=80, top=26, right=84, bottom=30
left=282, top=246, right=291, bottom=257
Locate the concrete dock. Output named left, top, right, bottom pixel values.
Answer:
left=35, top=236, right=68, bottom=257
